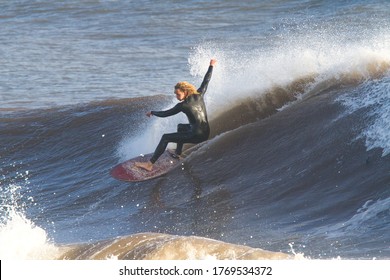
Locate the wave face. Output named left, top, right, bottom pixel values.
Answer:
left=1, top=0, right=390, bottom=260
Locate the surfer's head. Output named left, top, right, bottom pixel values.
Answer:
left=174, top=82, right=198, bottom=101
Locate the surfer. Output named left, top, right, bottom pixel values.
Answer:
left=135, top=58, right=217, bottom=171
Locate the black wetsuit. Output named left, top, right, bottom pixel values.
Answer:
left=149, top=65, right=213, bottom=163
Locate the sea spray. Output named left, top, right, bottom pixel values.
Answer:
left=337, top=77, right=390, bottom=156
left=0, top=184, right=59, bottom=259
left=188, top=29, right=390, bottom=117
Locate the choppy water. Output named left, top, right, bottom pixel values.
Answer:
left=1, top=0, right=389, bottom=260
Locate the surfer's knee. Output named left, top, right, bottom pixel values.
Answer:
left=177, top=124, right=184, bottom=131
left=160, top=134, right=171, bottom=144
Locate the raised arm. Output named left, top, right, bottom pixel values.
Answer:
left=197, top=59, right=217, bottom=96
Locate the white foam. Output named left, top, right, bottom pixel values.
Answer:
left=0, top=184, right=60, bottom=260
left=188, top=32, right=390, bottom=117
left=339, top=197, right=390, bottom=234
left=313, top=197, right=390, bottom=238
left=189, top=30, right=390, bottom=157
left=0, top=211, right=59, bottom=259
left=337, top=77, right=390, bottom=156
left=117, top=108, right=185, bottom=160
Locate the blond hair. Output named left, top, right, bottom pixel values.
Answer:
left=175, top=81, right=199, bottom=96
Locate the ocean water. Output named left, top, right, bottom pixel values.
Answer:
left=1, top=0, right=389, bottom=260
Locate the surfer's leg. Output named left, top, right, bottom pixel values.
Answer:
left=175, top=124, right=191, bottom=155
left=136, top=131, right=195, bottom=171
left=151, top=130, right=195, bottom=163
left=151, top=133, right=181, bottom=163
left=175, top=143, right=184, bottom=156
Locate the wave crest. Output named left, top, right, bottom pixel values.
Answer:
left=60, top=233, right=295, bottom=260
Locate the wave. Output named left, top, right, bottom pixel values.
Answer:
left=191, top=39, right=390, bottom=135
left=0, top=214, right=296, bottom=260
left=116, top=28, right=390, bottom=158
left=1, top=79, right=389, bottom=259
left=0, top=185, right=295, bottom=260
left=0, top=199, right=295, bottom=260
left=59, top=233, right=296, bottom=260
left=117, top=58, right=390, bottom=160
left=337, top=76, right=390, bottom=156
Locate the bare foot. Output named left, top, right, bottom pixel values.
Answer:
left=134, top=161, right=153, bottom=171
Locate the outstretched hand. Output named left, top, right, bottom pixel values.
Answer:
left=146, top=111, right=152, bottom=117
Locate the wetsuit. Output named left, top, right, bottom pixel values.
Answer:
left=149, top=65, right=213, bottom=164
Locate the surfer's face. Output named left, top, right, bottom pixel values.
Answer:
left=175, top=89, right=187, bottom=101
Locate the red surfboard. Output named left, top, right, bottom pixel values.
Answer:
left=110, top=150, right=182, bottom=182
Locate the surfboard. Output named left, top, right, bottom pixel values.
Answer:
left=110, top=150, right=182, bottom=182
